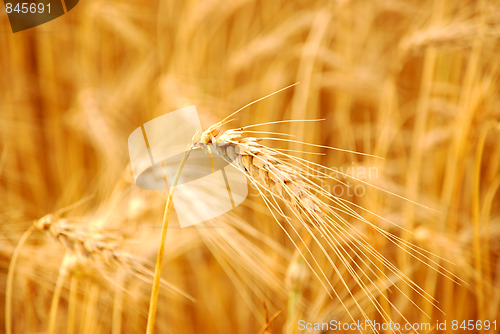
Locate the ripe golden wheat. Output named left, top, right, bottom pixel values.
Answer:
left=190, top=115, right=460, bottom=328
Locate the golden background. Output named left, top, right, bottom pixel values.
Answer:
left=1, top=0, right=499, bottom=333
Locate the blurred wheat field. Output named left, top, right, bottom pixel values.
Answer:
left=1, top=0, right=500, bottom=333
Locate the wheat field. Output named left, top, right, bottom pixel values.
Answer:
left=1, top=0, right=500, bottom=333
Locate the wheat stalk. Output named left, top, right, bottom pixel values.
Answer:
left=146, top=150, right=191, bottom=334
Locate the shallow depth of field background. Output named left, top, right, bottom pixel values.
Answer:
left=1, top=0, right=499, bottom=333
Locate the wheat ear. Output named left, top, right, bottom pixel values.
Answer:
left=5, top=206, right=194, bottom=334
left=33, top=213, right=193, bottom=298
left=193, top=124, right=462, bottom=326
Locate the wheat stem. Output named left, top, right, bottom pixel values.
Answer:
left=48, top=259, right=68, bottom=334
left=5, top=224, right=35, bottom=334
left=81, top=283, right=99, bottom=334
left=146, top=148, right=191, bottom=334
left=285, top=289, right=298, bottom=334
left=112, top=270, right=126, bottom=334
left=67, top=274, right=79, bottom=334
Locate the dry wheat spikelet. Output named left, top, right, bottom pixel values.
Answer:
left=6, top=202, right=194, bottom=334
left=194, top=126, right=321, bottom=214
left=32, top=213, right=194, bottom=300
left=192, top=119, right=462, bottom=328
left=35, top=214, right=133, bottom=268
left=5, top=211, right=193, bottom=333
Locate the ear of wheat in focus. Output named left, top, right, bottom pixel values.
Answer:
left=192, top=118, right=460, bottom=327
